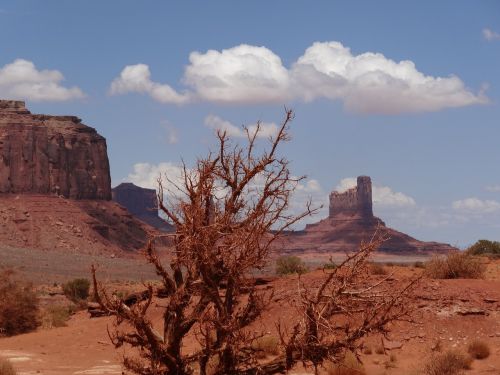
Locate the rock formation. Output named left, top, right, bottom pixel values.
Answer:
left=283, top=176, right=457, bottom=254
left=0, top=100, right=161, bottom=254
left=112, top=183, right=173, bottom=231
left=0, top=100, right=111, bottom=200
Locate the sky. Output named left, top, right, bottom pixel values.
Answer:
left=1, top=1, right=499, bottom=247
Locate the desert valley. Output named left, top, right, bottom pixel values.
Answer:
left=1, top=3, right=500, bottom=375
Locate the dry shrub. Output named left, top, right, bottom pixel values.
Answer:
left=62, top=278, right=90, bottom=303
left=251, top=336, right=280, bottom=358
left=41, top=305, right=72, bottom=328
left=276, top=255, right=308, bottom=276
left=361, top=345, right=372, bottom=355
left=0, top=270, right=39, bottom=336
left=467, top=339, right=490, bottom=359
left=425, top=252, right=485, bottom=279
left=423, top=349, right=472, bottom=375
left=324, top=351, right=366, bottom=375
left=374, top=344, right=385, bottom=355
left=369, top=262, right=387, bottom=275
left=0, top=358, right=16, bottom=375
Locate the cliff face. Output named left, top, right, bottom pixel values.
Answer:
left=329, top=176, right=374, bottom=220
left=283, top=176, right=457, bottom=255
left=0, top=100, right=111, bottom=200
left=112, top=183, right=173, bottom=231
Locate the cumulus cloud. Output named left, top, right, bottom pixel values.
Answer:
left=204, top=114, right=278, bottom=138
left=109, top=64, right=189, bottom=104
left=0, top=59, right=85, bottom=101
left=452, top=197, right=500, bottom=213
left=335, top=177, right=416, bottom=207
left=110, top=41, right=486, bottom=113
left=483, top=28, right=500, bottom=41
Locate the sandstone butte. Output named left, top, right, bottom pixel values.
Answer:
left=281, top=176, right=458, bottom=255
left=0, top=100, right=166, bottom=254
left=0, top=100, right=110, bottom=199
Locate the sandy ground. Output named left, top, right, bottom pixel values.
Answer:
left=1, top=260, right=500, bottom=374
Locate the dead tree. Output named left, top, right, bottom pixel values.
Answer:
left=93, top=109, right=315, bottom=375
left=278, top=230, right=419, bottom=374
left=92, top=110, right=418, bottom=375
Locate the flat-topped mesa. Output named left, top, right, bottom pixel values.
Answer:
left=329, top=176, right=373, bottom=220
left=0, top=100, right=111, bottom=200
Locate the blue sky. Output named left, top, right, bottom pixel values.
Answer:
left=1, top=1, right=499, bottom=247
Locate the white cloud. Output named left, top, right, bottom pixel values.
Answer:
left=0, top=59, right=85, bottom=101
left=110, top=41, right=486, bottom=113
left=335, top=177, right=416, bottom=207
left=483, top=28, right=500, bottom=41
left=486, top=185, right=500, bottom=192
left=127, top=162, right=184, bottom=191
left=204, top=114, right=278, bottom=138
left=452, top=197, right=500, bottom=213
left=109, top=64, right=189, bottom=104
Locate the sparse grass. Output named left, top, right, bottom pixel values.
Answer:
left=369, top=262, right=388, bottom=275
left=423, top=349, right=473, bottom=375
left=0, top=358, right=16, bottom=375
left=324, top=351, right=366, bottom=375
left=62, top=278, right=90, bottom=303
left=467, top=339, right=490, bottom=359
left=425, top=252, right=485, bottom=279
left=0, top=270, right=39, bottom=336
left=275, top=255, right=308, bottom=276
left=41, top=305, right=73, bottom=328
left=251, top=336, right=280, bottom=358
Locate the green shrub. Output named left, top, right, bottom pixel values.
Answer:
left=323, top=261, right=337, bottom=270
left=467, top=339, right=490, bottom=359
left=275, top=256, right=308, bottom=276
left=466, top=239, right=500, bottom=258
left=41, top=305, right=73, bottom=328
left=0, top=270, right=39, bottom=336
left=62, top=278, right=90, bottom=302
left=423, top=349, right=472, bottom=375
left=0, top=358, right=16, bottom=375
left=425, top=252, right=485, bottom=279
left=414, top=261, right=425, bottom=268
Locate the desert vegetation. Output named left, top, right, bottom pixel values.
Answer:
left=62, top=278, right=90, bottom=303
left=466, top=239, right=500, bottom=258
left=424, top=252, right=485, bottom=279
left=0, top=270, right=39, bottom=336
left=467, top=339, right=490, bottom=360
left=0, top=358, right=16, bottom=375
left=423, top=349, right=472, bottom=375
left=275, top=255, right=308, bottom=275
left=91, top=110, right=419, bottom=375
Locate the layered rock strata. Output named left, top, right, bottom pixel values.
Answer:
left=0, top=100, right=111, bottom=200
